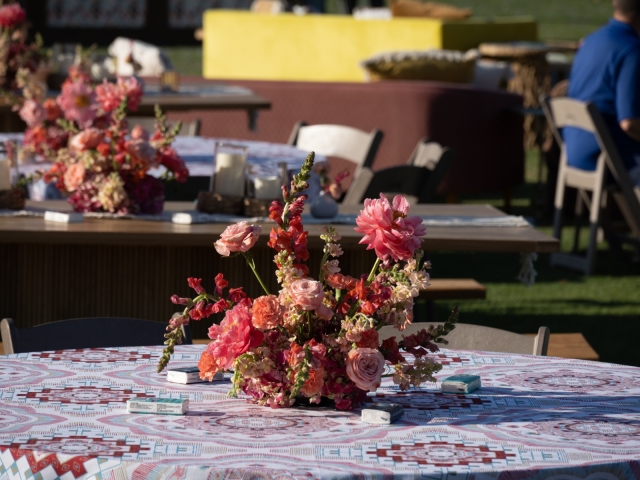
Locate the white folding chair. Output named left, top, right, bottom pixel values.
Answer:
left=379, top=323, right=550, bottom=356
left=287, top=121, right=383, bottom=203
left=541, top=95, right=640, bottom=274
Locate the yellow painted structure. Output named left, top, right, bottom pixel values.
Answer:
left=203, top=11, right=537, bottom=82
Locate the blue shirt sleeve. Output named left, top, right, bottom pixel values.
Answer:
left=616, top=46, right=640, bottom=121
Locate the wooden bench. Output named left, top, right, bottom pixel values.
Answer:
left=526, top=333, right=599, bottom=361
left=419, top=279, right=487, bottom=300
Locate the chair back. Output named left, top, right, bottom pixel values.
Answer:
left=379, top=323, right=550, bottom=356
left=289, top=123, right=383, bottom=169
left=0, top=317, right=192, bottom=354
left=128, top=117, right=201, bottom=137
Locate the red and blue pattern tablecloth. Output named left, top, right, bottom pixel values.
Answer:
left=1, top=345, right=639, bottom=480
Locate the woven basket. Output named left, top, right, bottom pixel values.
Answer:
left=243, top=197, right=278, bottom=217
left=196, top=191, right=244, bottom=215
left=0, top=188, right=25, bottom=210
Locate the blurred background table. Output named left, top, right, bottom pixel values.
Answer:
left=0, top=202, right=558, bottom=337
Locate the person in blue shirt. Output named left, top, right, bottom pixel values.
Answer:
left=565, top=0, right=640, bottom=186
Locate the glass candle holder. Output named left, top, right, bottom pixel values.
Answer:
left=212, top=143, right=248, bottom=197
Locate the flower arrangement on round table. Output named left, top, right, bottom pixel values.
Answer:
left=158, top=153, right=457, bottom=409
left=12, top=61, right=188, bottom=214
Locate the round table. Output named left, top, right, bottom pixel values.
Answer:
left=0, top=345, right=638, bottom=479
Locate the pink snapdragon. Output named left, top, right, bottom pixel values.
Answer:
left=214, top=222, right=262, bottom=256
left=355, top=194, right=426, bottom=262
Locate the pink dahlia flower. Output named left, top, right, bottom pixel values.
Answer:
left=206, top=303, right=264, bottom=371
left=354, top=194, right=426, bottom=262
left=18, top=100, right=46, bottom=127
left=345, top=348, right=385, bottom=392
left=57, top=80, right=97, bottom=128
left=0, top=3, right=25, bottom=28
left=214, top=221, right=261, bottom=256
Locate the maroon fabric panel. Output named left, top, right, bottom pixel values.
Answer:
left=165, top=78, right=524, bottom=196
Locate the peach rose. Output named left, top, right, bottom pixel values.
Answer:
left=288, top=279, right=333, bottom=320
left=214, top=221, right=261, bottom=256
left=251, top=295, right=284, bottom=330
left=300, top=367, right=325, bottom=397
left=346, top=348, right=385, bottom=392
left=69, top=128, right=105, bottom=152
left=63, top=162, right=86, bottom=192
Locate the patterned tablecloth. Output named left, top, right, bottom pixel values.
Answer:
left=1, top=345, right=639, bottom=480
left=1, top=134, right=323, bottom=178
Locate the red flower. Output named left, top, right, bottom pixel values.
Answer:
left=0, top=3, right=25, bottom=28
left=187, top=277, right=205, bottom=294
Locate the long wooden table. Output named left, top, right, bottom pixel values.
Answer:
left=0, top=201, right=558, bottom=336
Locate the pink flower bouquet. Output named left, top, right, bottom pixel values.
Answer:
left=158, top=153, right=457, bottom=409
left=14, top=62, right=188, bottom=214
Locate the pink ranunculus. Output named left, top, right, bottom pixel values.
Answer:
left=63, top=162, right=86, bottom=192
left=126, top=138, right=156, bottom=167
left=18, top=100, right=46, bottom=127
left=69, top=128, right=105, bottom=152
left=131, top=124, right=150, bottom=141
left=345, top=348, right=385, bottom=392
left=354, top=194, right=427, bottom=262
left=0, top=3, right=25, bottom=28
left=57, top=79, right=97, bottom=128
left=205, top=303, right=264, bottom=370
left=214, top=221, right=262, bottom=256
left=288, top=279, right=334, bottom=320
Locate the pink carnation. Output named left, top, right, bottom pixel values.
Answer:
left=354, top=194, right=426, bottom=262
left=69, top=128, right=104, bottom=152
left=18, top=100, right=46, bottom=128
left=214, top=221, right=261, bottom=256
left=288, top=278, right=333, bottom=320
left=57, top=79, right=97, bottom=128
left=0, top=3, right=25, bottom=29
left=205, top=303, right=264, bottom=371
left=345, top=348, right=385, bottom=392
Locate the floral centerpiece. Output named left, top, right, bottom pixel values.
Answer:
left=158, top=153, right=457, bottom=409
left=14, top=65, right=188, bottom=214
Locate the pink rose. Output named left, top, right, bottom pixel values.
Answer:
left=131, top=125, right=150, bottom=141
left=63, top=163, right=86, bottom=192
left=69, top=128, right=105, bottom=152
left=19, top=100, right=46, bottom=128
left=206, top=303, right=264, bottom=370
left=0, top=3, right=25, bottom=28
left=288, top=278, right=333, bottom=320
left=214, top=221, right=262, bottom=256
left=355, top=194, right=427, bottom=262
left=346, top=348, right=385, bottom=392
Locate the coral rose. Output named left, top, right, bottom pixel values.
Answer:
left=251, top=295, right=284, bottom=330
left=214, top=221, right=262, bottom=256
left=19, top=100, right=46, bottom=127
left=205, top=303, right=264, bottom=371
left=300, top=367, right=325, bottom=397
left=346, top=348, right=385, bottom=392
left=198, top=350, right=223, bottom=382
left=355, top=194, right=427, bottom=262
left=69, top=128, right=105, bottom=152
left=63, top=163, right=86, bottom=192
left=288, top=278, right=333, bottom=320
